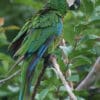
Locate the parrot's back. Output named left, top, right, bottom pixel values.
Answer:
left=10, top=11, right=63, bottom=57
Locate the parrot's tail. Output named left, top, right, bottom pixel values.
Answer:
left=19, top=35, right=55, bottom=100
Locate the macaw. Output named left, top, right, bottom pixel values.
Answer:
left=10, top=0, right=80, bottom=100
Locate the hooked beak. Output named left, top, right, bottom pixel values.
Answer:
left=67, top=0, right=80, bottom=10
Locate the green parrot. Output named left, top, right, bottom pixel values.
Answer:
left=9, top=0, right=80, bottom=100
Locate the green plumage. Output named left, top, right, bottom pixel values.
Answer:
left=14, top=11, right=61, bottom=56
left=10, top=0, right=68, bottom=100
left=10, top=0, right=68, bottom=57
left=48, top=0, right=67, bottom=15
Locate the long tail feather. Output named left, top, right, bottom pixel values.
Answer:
left=19, top=35, right=55, bottom=100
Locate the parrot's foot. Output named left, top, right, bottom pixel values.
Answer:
left=43, top=54, right=51, bottom=67
left=43, top=54, right=57, bottom=68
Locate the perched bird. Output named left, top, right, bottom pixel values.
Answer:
left=9, top=0, right=80, bottom=100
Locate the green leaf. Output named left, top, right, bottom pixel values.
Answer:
left=59, top=45, right=73, bottom=57
left=0, top=32, right=9, bottom=47
left=79, top=34, right=100, bottom=44
left=94, top=43, right=100, bottom=56
left=75, top=90, right=89, bottom=97
left=4, top=26, right=20, bottom=31
left=80, top=0, right=94, bottom=15
left=77, top=96, right=85, bottom=100
left=38, top=89, right=49, bottom=100
left=0, top=90, right=11, bottom=97
left=0, top=87, right=12, bottom=97
left=71, top=55, right=92, bottom=68
left=0, top=53, right=12, bottom=61
left=68, top=74, right=79, bottom=82
left=14, top=0, right=43, bottom=9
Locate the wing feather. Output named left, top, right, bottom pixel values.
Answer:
left=14, top=11, right=59, bottom=56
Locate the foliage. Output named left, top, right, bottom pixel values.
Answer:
left=0, top=0, right=100, bottom=100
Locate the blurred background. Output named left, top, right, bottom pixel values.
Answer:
left=0, top=0, right=100, bottom=100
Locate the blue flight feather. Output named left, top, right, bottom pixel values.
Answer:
left=19, top=35, right=55, bottom=100
left=56, top=19, right=63, bottom=35
left=18, top=16, right=63, bottom=100
left=28, top=35, right=55, bottom=73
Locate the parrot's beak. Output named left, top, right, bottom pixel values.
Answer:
left=67, top=0, right=80, bottom=10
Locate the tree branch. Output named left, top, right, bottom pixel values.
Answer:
left=76, top=57, right=100, bottom=90
left=60, top=39, right=73, bottom=89
left=0, top=69, right=21, bottom=84
left=49, top=55, right=77, bottom=100
left=7, top=56, right=24, bottom=75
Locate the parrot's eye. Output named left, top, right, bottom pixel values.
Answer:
left=67, top=0, right=80, bottom=10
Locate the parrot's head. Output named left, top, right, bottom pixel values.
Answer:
left=48, top=0, right=80, bottom=16
left=67, top=0, right=80, bottom=10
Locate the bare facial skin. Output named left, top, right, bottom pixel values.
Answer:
left=67, top=0, right=75, bottom=7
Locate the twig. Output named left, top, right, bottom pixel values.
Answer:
left=0, top=69, right=21, bottom=84
left=60, top=39, right=73, bottom=89
left=49, top=55, right=77, bottom=100
left=32, top=60, right=48, bottom=100
left=60, top=39, right=69, bottom=64
left=76, top=57, right=100, bottom=90
left=7, top=56, right=24, bottom=75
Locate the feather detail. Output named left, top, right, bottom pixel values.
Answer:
left=9, top=2, right=66, bottom=100
left=19, top=35, right=55, bottom=100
